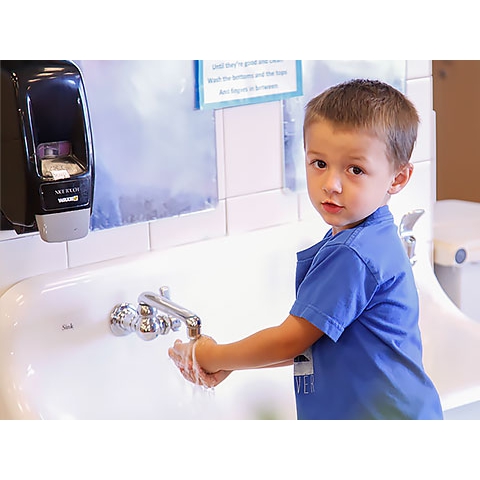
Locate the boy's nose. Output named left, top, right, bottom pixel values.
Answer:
left=322, top=171, right=342, bottom=194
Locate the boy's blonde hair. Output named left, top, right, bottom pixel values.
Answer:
left=304, top=79, right=419, bottom=169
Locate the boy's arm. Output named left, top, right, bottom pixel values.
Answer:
left=194, top=314, right=323, bottom=374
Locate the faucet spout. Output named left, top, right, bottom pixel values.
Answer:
left=138, top=288, right=201, bottom=340
left=399, top=209, right=425, bottom=266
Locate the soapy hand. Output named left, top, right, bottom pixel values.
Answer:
left=168, top=335, right=231, bottom=388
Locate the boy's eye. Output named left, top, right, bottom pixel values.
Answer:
left=313, top=160, right=326, bottom=169
left=348, top=166, right=364, bottom=175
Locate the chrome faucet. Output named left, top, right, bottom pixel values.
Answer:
left=398, top=209, right=425, bottom=266
left=110, top=286, right=201, bottom=341
left=138, top=287, right=201, bottom=340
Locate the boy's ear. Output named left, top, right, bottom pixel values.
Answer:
left=388, top=162, right=413, bottom=195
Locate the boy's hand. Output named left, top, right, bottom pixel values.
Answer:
left=168, top=336, right=231, bottom=388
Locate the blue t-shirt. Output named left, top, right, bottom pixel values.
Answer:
left=290, top=206, right=443, bottom=420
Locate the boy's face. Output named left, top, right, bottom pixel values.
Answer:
left=304, top=120, right=410, bottom=235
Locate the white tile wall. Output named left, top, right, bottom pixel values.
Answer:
left=0, top=234, right=67, bottom=294
left=67, top=222, right=150, bottom=268
left=150, top=201, right=227, bottom=250
left=226, top=189, right=298, bottom=235
left=0, top=61, right=435, bottom=296
left=407, top=77, right=433, bottom=163
left=214, top=109, right=227, bottom=201
left=406, top=60, right=432, bottom=80
left=222, top=101, right=284, bottom=198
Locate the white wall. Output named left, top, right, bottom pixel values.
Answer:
left=0, top=61, right=434, bottom=296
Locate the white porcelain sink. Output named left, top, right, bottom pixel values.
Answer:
left=0, top=224, right=304, bottom=419
left=2, top=220, right=480, bottom=419
left=0, top=268, right=196, bottom=419
left=414, top=256, right=480, bottom=418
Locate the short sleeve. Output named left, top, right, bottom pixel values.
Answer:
left=290, top=244, right=378, bottom=342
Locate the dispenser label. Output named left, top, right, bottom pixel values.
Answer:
left=40, top=179, right=90, bottom=211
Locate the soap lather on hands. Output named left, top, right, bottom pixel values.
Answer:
left=168, top=335, right=231, bottom=388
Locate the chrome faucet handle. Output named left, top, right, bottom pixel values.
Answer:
left=159, top=286, right=170, bottom=299
left=137, top=303, right=155, bottom=318
left=110, top=303, right=138, bottom=337
left=168, top=316, right=182, bottom=332
left=137, top=312, right=168, bottom=341
left=110, top=302, right=170, bottom=341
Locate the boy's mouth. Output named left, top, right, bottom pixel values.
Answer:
left=321, top=201, right=343, bottom=214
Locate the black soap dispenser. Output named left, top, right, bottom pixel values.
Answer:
left=1, top=60, right=94, bottom=242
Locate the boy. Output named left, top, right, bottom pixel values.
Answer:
left=168, top=79, right=443, bottom=419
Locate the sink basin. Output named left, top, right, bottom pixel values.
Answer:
left=3, top=220, right=480, bottom=419
left=415, top=256, right=480, bottom=418
left=0, top=225, right=301, bottom=419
